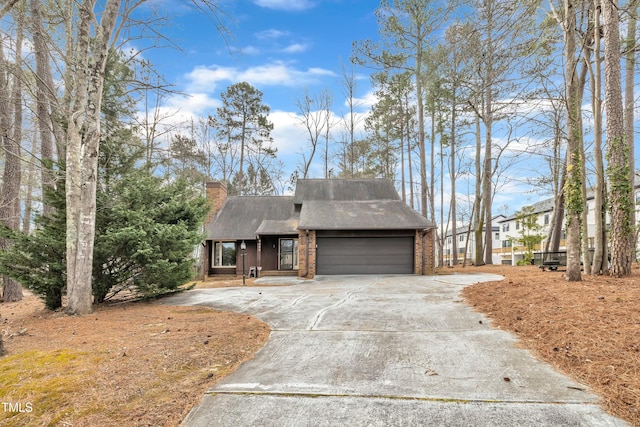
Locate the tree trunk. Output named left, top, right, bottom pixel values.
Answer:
left=450, top=90, right=457, bottom=265
left=577, top=62, right=591, bottom=275
left=590, top=1, right=607, bottom=274
left=625, top=0, right=638, bottom=263
left=66, top=0, right=121, bottom=315
left=22, top=150, right=35, bottom=234
left=603, top=0, right=633, bottom=277
left=547, top=165, right=566, bottom=253
left=482, top=9, right=494, bottom=265
left=474, top=108, right=484, bottom=266
left=407, top=100, right=415, bottom=209
left=1, top=14, right=23, bottom=302
left=564, top=0, right=583, bottom=281
left=31, top=0, right=58, bottom=216
left=430, top=96, right=438, bottom=265
left=417, top=67, right=428, bottom=218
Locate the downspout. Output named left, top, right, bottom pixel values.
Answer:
left=422, top=230, right=426, bottom=275
left=304, top=230, right=309, bottom=278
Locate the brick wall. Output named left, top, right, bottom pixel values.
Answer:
left=298, top=230, right=317, bottom=279
left=414, top=229, right=436, bottom=275
left=424, top=228, right=435, bottom=275
left=202, top=182, right=228, bottom=280
left=205, top=182, right=228, bottom=224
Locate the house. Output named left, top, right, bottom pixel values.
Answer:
left=494, top=178, right=640, bottom=265
left=441, top=215, right=505, bottom=266
left=203, top=179, right=437, bottom=279
left=495, top=199, right=555, bottom=265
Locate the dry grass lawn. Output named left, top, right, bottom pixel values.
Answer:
left=1, top=267, right=638, bottom=426
left=0, top=281, right=269, bottom=427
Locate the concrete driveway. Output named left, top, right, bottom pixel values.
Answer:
left=163, top=274, right=627, bottom=427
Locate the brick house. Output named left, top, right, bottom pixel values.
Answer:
left=203, top=179, right=436, bottom=279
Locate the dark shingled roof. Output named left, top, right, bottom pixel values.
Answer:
left=294, top=178, right=400, bottom=204
left=207, top=196, right=296, bottom=240
left=299, top=200, right=434, bottom=230
left=207, top=179, right=436, bottom=239
left=498, top=198, right=556, bottom=222
left=255, top=219, right=299, bottom=235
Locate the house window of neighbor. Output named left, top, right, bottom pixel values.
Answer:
left=495, top=232, right=500, bottom=240
left=636, top=191, right=640, bottom=204
left=459, top=235, right=464, bottom=242
left=502, top=240, right=512, bottom=248
left=544, top=214, right=549, bottom=225
left=515, top=221, right=520, bottom=230
left=502, top=223, right=509, bottom=232
left=447, top=237, right=452, bottom=244
left=213, top=241, right=237, bottom=267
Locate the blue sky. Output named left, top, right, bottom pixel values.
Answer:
left=138, top=0, right=379, bottom=167
left=130, top=0, right=640, bottom=219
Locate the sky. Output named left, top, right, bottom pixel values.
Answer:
left=128, top=0, right=631, bottom=220
left=137, top=0, right=380, bottom=175
left=134, top=0, right=538, bottom=217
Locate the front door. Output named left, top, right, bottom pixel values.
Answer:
left=279, top=238, right=298, bottom=270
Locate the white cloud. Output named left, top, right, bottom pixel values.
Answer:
left=239, top=45, right=261, bottom=55
left=166, top=92, right=221, bottom=114
left=185, top=61, right=337, bottom=92
left=350, top=90, right=377, bottom=110
left=281, top=43, right=309, bottom=54
left=185, top=66, right=236, bottom=92
left=255, top=29, right=290, bottom=39
left=253, top=0, right=315, bottom=11
left=269, top=110, right=308, bottom=155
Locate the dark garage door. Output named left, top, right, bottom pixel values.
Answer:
left=316, top=236, right=414, bottom=275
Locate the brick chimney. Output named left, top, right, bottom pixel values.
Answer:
left=205, top=181, right=227, bottom=224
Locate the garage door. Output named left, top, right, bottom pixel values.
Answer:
left=316, top=236, right=414, bottom=275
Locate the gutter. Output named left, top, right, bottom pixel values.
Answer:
left=304, top=229, right=309, bottom=278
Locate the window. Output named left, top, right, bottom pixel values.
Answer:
left=213, top=241, right=237, bottom=267
left=447, top=237, right=451, bottom=244
left=279, top=238, right=298, bottom=270
left=459, top=235, right=464, bottom=242
left=495, top=232, right=500, bottom=240
left=502, top=223, right=509, bottom=232
left=544, top=214, right=549, bottom=225
left=515, top=221, right=520, bottom=230
left=458, top=248, right=466, bottom=254
left=636, top=192, right=640, bottom=204
left=502, top=240, right=512, bottom=248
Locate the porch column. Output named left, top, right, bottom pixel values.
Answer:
left=256, top=236, right=262, bottom=273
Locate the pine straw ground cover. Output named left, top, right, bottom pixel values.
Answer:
left=0, top=280, right=269, bottom=427
left=458, top=264, right=640, bottom=426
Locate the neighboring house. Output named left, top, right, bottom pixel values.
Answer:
left=495, top=180, right=640, bottom=265
left=203, top=179, right=437, bottom=279
left=441, top=215, right=505, bottom=266
left=495, top=198, right=555, bottom=265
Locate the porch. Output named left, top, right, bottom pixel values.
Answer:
left=206, top=234, right=300, bottom=277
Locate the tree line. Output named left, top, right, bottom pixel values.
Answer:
left=350, top=0, right=637, bottom=281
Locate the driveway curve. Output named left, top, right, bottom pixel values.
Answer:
left=163, top=274, right=627, bottom=427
